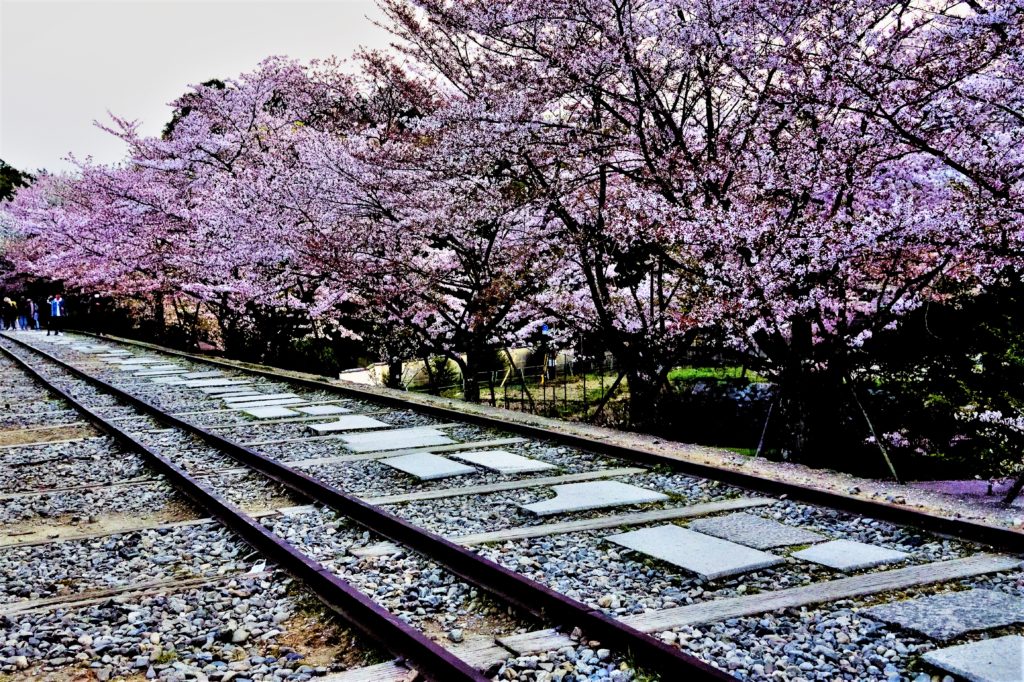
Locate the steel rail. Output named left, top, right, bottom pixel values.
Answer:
left=6, top=334, right=735, bottom=681
left=79, top=331, right=1024, bottom=554
left=0, top=340, right=487, bottom=682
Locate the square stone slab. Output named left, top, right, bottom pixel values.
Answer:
left=201, top=385, right=257, bottom=395
left=110, top=357, right=164, bottom=365
left=521, top=481, right=669, bottom=516
left=183, top=379, right=250, bottom=388
left=380, top=453, right=476, bottom=480
left=864, top=589, right=1024, bottom=641
left=180, top=371, right=223, bottom=380
left=922, top=635, right=1024, bottom=682
left=222, top=392, right=298, bottom=402
left=792, top=540, right=909, bottom=571
left=227, top=398, right=308, bottom=409
left=98, top=351, right=132, bottom=357
left=149, top=377, right=188, bottom=385
left=243, top=406, right=301, bottom=419
left=211, top=391, right=263, bottom=400
left=606, top=525, right=785, bottom=580
left=295, top=405, right=351, bottom=416
left=307, top=415, right=391, bottom=433
left=688, top=512, right=826, bottom=549
left=133, top=369, right=189, bottom=377
left=450, top=450, right=557, bottom=474
left=337, top=427, right=454, bottom=452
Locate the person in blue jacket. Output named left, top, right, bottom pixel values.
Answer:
left=46, top=294, right=66, bottom=336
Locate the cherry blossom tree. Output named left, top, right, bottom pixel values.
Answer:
left=379, top=0, right=1024, bottom=450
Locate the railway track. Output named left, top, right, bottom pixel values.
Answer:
left=2, top=331, right=1023, bottom=682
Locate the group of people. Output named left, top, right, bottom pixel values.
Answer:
left=1, top=294, right=67, bottom=335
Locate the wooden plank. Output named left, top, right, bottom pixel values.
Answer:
left=455, top=497, right=774, bottom=546
left=350, top=497, right=774, bottom=557
left=0, top=476, right=161, bottom=500
left=350, top=542, right=404, bottom=558
left=1, top=571, right=262, bottom=616
left=364, top=467, right=645, bottom=506
left=0, top=508, right=282, bottom=548
left=449, top=638, right=514, bottom=668
left=0, top=435, right=103, bottom=451
left=621, top=553, right=1023, bottom=633
left=319, top=662, right=415, bottom=682
left=498, top=629, right=576, bottom=655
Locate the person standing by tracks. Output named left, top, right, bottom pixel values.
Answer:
left=27, top=298, right=39, bottom=330
left=45, top=294, right=66, bottom=335
left=1, top=297, right=17, bottom=331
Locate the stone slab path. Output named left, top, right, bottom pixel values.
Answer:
left=337, top=427, right=455, bottom=452
left=307, top=415, right=391, bottom=433
left=622, top=554, right=1021, bottom=633
left=133, top=369, right=188, bottom=377
left=607, top=524, right=784, bottom=580
left=688, top=512, right=825, bottom=549
left=182, top=379, right=250, bottom=388
left=242, top=406, right=301, bottom=419
left=296, top=404, right=351, bottom=416
left=379, top=452, right=476, bottom=480
left=520, top=480, right=668, bottom=516
left=225, top=398, right=307, bottom=409
left=222, top=392, right=299, bottom=402
left=350, top=498, right=774, bottom=557
left=365, top=467, right=644, bottom=505
left=922, top=635, right=1024, bottom=682
left=450, top=449, right=557, bottom=474
left=864, top=589, right=1024, bottom=640
left=180, top=371, right=223, bottom=380
left=792, top=539, right=910, bottom=571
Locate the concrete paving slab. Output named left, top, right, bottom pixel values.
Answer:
left=132, top=369, right=189, bottom=377
left=688, top=512, right=826, bottom=549
left=212, top=392, right=263, bottom=401
left=242, top=406, right=302, bottom=419
left=792, top=539, right=909, bottom=571
left=182, top=379, right=250, bottom=388
left=450, top=450, right=557, bottom=474
left=922, top=635, right=1024, bottom=682
left=864, top=589, right=1024, bottom=641
left=521, top=481, right=668, bottom=516
left=307, top=415, right=391, bottom=433
left=149, top=377, right=188, bottom=385
left=225, top=398, right=308, bottom=409
left=201, top=385, right=257, bottom=395
left=108, top=357, right=164, bottom=365
left=180, top=371, right=223, bottom=380
left=380, top=453, right=476, bottom=480
left=97, top=350, right=132, bottom=357
left=338, top=427, right=454, bottom=452
left=222, top=393, right=299, bottom=402
left=295, top=405, right=351, bottom=416
left=606, top=525, right=785, bottom=580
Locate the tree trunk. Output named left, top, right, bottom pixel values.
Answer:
left=385, top=357, right=404, bottom=389
left=625, top=365, right=674, bottom=433
left=462, top=343, right=495, bottom=403
left=769, top=359, right=850, bottom=467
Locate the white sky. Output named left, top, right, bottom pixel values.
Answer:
left=0, top=0, right=391, bottom=173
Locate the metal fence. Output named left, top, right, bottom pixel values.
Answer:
left=409, top=357, right=626, bottom=421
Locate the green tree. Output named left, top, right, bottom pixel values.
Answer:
left=0, top=159, right=32, bottom=202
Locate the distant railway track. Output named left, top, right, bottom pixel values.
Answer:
left=2, top=331, right=1023, bottom=682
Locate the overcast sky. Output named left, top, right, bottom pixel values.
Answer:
left=0, top=0, right=391, bottom=173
